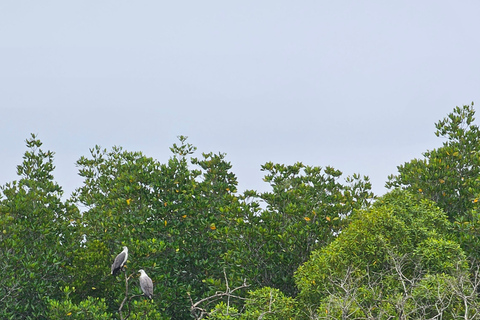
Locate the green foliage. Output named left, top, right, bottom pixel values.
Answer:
left=294, top=190, right=467, bottom=318
left=207, top=302, right=240, bottom=320
left=224, top=162, right=374, bottom=297
left=387, top=103, right=480, bottom=257
left=71, top=137, right=242, bottom=318
left=207, top=288, right=297, bottom=320
left=68, top=240, right=112, bottom=302
left=5, top=104, right=480, bottom=320
left=128, top=299, right=168, bottom=320
left=48, top=287, right=112, bottom=319
left=414, top=237, right=466, bottom=273
left=0, top=134, right=81, bottom=319
left=241, top=287, right=298, bottom=319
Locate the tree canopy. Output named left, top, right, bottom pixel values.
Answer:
left=2, top=104, right=480, bottom=319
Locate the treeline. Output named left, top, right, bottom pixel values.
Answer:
left=1, top=104, right=480, bottom=319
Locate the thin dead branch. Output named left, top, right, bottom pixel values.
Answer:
left=189, top=269, right=249, bottom=320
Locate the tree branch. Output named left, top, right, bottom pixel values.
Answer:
left=189, top=270, right=249, bottom=320
left=119, top=269, right=137, bottom=320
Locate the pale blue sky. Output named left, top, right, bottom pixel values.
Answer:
left=1, top=1, right=479, bottom=197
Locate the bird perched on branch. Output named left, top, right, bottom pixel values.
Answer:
left=139, top=269, right=153, bottom=299
left=111, top=246, right=128, bottom=276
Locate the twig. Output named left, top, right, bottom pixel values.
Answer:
left=189, top=270, right=249, bottom=320
left=119, top=269, right=136, bottom=320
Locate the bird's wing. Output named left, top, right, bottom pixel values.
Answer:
left=112, top=252, right=126, bottom=269
left=140, top=276, right=154, bottom=295
left=146, top=277, right=153, bottom=294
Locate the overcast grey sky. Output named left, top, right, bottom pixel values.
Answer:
left=1, top=1, right=479, bottom=197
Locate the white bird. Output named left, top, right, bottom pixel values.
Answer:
left=138, top=269, right=153, bottom=299
left=111, top=246, right=128, bottom=276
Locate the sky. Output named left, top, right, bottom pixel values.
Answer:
left=1, top=1, right=480, bottom=198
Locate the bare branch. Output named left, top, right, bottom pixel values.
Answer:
left=118, top=269, right=137, bottom=320
left=189, top=270, right=249, bottom=320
